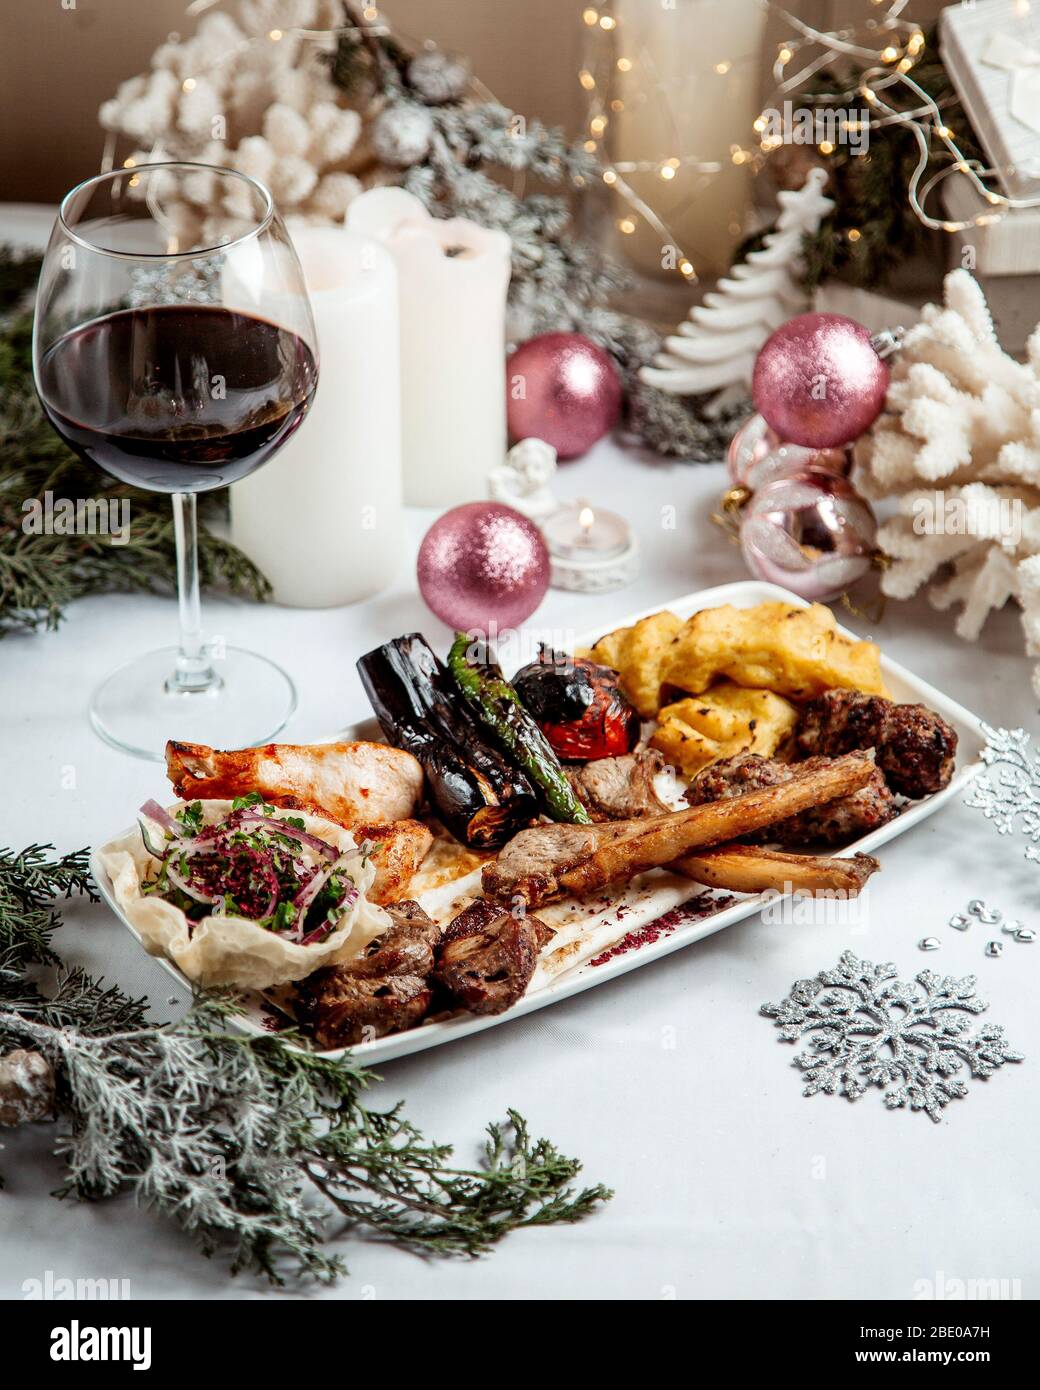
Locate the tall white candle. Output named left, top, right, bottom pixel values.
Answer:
left=610, top=0, right=768, bottom=278
left=347, top=188, right=511, bottom=508
left=227, top=226, right=403, bottom=608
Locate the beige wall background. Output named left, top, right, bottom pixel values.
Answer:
left=1, top=0, right=947, bottom=205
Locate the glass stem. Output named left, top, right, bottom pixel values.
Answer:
left=169, top=492, right=219, bottom=694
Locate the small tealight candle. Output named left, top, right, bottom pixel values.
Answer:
left=542, top=500, right=640, bottom=592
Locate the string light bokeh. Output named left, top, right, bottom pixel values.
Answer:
left=579, top=0, right=1040, bottom=283
left=103, top=1, right=1040, bottom=279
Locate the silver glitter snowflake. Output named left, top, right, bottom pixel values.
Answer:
left=966, top=724, right=1040, bottom=862
left=761, top=951, right=1023, bottom=1122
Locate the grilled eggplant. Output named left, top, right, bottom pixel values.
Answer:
left=357, top=634, right=539, bottom=849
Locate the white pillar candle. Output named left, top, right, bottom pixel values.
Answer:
left=347, top=188, right=511, bottom=508
left=610, top=0, right=769, bottom=278
left=227, top=226, right=403, bottom=608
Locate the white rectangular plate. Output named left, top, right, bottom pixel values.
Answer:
left=91, top=580, right=987, bottom=1065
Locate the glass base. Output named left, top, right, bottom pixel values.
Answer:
left=89, top=645, right=298, bottom=762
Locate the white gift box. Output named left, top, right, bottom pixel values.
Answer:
left=940, top=0, right=1040, bottom=199
left=942, top=176, right=1040, bottom=275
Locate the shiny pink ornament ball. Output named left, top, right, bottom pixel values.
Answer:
left=506, top=332, right=622, bottom=459
left=752, top=313, right=889, bottom=449
left=417, top=502, right=550, bottom=633
left=739, top=467, right=877, bottom=603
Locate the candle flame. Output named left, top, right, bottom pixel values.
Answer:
left=578, top=506, right=595, bottom=531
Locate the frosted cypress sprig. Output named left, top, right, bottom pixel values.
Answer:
left=0, top=845, right=611, bottom=1283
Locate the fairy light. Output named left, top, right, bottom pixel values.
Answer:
left=880, top=46, right=899, bottom=63
left=819, top=140, right=835, bottom=155
left=847, top=228, right=862, bottom=241
left=122, top=157, right=136, bottom=169
left=362, top=5, right=379, bottom=18
left=182, top=77, right=196, bottom=91
left=575, top=3, right=761, bottom=280
left=778, top=47, right=793, bottom=64
left=268, top=28, right=282, bottom=41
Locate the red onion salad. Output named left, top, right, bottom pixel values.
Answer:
left=138, top=794, right=358, bottom=944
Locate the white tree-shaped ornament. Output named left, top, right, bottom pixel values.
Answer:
left=639, top=168, right=834, bottom=412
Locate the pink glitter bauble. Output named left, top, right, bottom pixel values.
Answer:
left=417, top=502, right=550, bottom=633
left=739, top=467, right=877, bottom=603
left=752, top=313, right=889, bottom=449
left=506, top=332, right=622, bottom=460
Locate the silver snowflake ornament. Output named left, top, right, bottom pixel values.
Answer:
left=966, top=724, right=1040, bottom=862
left=761, top=951, right=1023, bottom=1122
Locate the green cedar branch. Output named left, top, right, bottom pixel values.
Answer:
left=0, top=844, right=612, bottom=1282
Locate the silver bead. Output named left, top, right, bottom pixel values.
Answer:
left=918, top=937, right=941, bottom=951
left=1002, top=919, right=1024, bottom=935
left=978, top=906, right=1003, bottom=925
left=985, top=941, right=1004, bottom=958
left=1015, top=928, right=1036, bottom=944
left=968, top=899, right=987, bottom=917
left=949, top=913, right=971, bottom=930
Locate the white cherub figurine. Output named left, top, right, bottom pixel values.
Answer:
left=489, top=438, right=560, bottom=520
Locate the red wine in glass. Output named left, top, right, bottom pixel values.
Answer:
left=37, top=304, right=317, bottom=493
left=33, top=162, right=320, bottom=759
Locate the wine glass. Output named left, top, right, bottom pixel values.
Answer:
left=33, top=163, right=318, bottom=760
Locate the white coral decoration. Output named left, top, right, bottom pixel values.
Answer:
left=98, top=1, right=364, bottom=231
left=855, top=268, right=1040, bottom=693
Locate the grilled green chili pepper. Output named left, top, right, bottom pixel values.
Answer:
left=447, top=633, right=592, bottom=825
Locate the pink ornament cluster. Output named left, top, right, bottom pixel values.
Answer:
left=734, top=313, right=887, bottom=603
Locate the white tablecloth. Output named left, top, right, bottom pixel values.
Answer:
left=1, top=210, right=1037, bottom=1302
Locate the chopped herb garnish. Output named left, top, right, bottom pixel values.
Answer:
left=175, top=801, right=204, bottom=835
left=139, top=802, right=350, bottom=943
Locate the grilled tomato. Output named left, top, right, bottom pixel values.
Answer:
left=512, top=646, right=640, bottom=762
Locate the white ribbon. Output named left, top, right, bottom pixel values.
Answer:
left=981, top=31, right=1040, bottom=139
